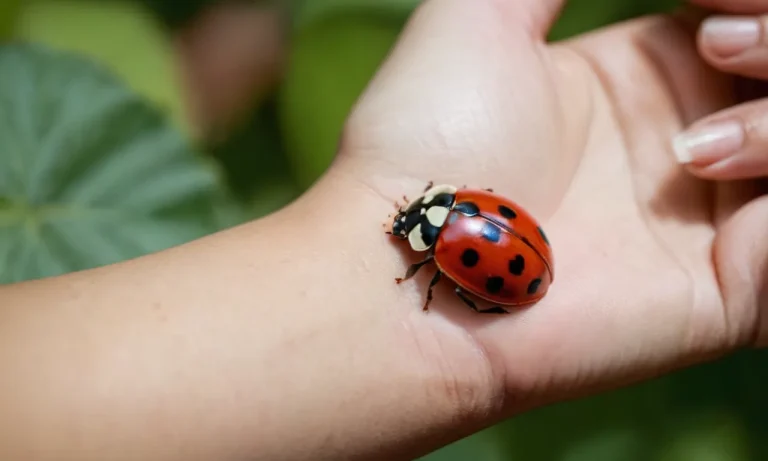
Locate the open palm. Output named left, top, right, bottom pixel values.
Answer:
left=335, top=0, right=766, bottom=409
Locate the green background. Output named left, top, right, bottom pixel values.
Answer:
left=2, top=0, right=767, bottom=459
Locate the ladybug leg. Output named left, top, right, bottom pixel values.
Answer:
left=454, top=287, right=479, bottom=311
left=423, top=270, right=442, bottom=311
left=423, top=181, right=434, bottom=193
left=395, top=253, right=434, bottom=284
left=483, top=187, right=494, bottom=193
left=482, top=306, right=509, bottom=315
left=454, top=287, right=508, bottom=314
left=395, top=195, right=410, bottom=211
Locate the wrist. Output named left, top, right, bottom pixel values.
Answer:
left=0, top=164, right=505, bottom=461
left=275, top=165, right=507, bottom=458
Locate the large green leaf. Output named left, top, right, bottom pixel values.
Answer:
left=0, top=43, right=240, bottom=284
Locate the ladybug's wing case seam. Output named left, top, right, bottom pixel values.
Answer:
left=452, top=189, right=554, bottom=281
left=476, top=213, right=554, bottom=282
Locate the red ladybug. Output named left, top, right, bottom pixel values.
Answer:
left=389, top=183, right=554, bottom=314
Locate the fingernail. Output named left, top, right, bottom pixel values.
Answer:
left=701, top=17, right=761, bottom=57
left=673, top=120, right=745, bottom=165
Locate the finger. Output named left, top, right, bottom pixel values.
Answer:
left=689, top=0, right=768, bottom=14
left=697, top=15, right=768, bottom=80
left=672, top=98, right=768, bottom=179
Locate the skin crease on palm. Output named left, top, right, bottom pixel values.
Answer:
left=337, top=0, right=768, bottom=413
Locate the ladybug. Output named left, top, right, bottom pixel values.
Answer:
left=388, top=182, right=554, bottom=314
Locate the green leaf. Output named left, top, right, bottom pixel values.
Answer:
left=12, top=0, right=190, bottom=136
left=279, top=14, right=404, bottom=189
left=0, top=43, right=239, bottom=283
left=291, top=0, right=419, bottom=29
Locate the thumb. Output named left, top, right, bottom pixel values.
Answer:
left=714, top=193, right=768, bottom=349
left=343, top=0, right=570, bottom=162
left=514, top=0, right=569, bottom=38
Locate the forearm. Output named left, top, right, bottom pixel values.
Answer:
left=0, top=171, right=497, bottom=461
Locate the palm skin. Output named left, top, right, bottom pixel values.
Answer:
left=333, top=1, right=767, bottom=413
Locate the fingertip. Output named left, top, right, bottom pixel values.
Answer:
left=698, top=16, right=762, bottom=61
left=680, top=152, right=768, bottom=181
left=672, top=134, right=695, bottom=164
left=671, top=119, right=745, bottom=166
left=694, top=14, right=768, bottom=81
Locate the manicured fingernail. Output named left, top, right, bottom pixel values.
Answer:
left=701, top=17, right=761, bottom=57
left=673, top=120, right=745, bottom=165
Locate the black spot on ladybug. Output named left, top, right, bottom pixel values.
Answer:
left=485, top=276, right=504, bottom=294
left=498, top=205, right=517, bottom=219
left=454, top=201, right=479, bottom=216
left=508, top=255, right=525, bottom=276
left=527, top=278, right=542, bottom=295
left=538, top=226, right=550, bottom=246
left=481, top=222, right=501, bottom=243
left=461, top=248, right=479, bottom=268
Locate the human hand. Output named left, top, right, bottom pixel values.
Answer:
left=333, top=0, right=766, bottom=414
left=5, top=2, right=767, bottom=460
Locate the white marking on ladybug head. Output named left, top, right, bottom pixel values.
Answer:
left=408, top=223, right=430, bottom=252
left=420, top=208, right=426, bottom=215
left=426, top=206, right=450, bottom=228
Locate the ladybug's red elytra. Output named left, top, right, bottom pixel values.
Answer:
left=388, top=183, right=554, bottom=314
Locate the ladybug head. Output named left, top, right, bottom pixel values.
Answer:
left=389, top=185, right=458, bottom=250
left=390, top=210, right=411, bottom=240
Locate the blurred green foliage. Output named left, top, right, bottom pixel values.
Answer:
left=2, top=0, right=767, bottom=460
left=280, top=13, right=404, bottom=188
left=13, top=0, right=189, bottom=134
left=0, top=0, right=21, bottom=39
